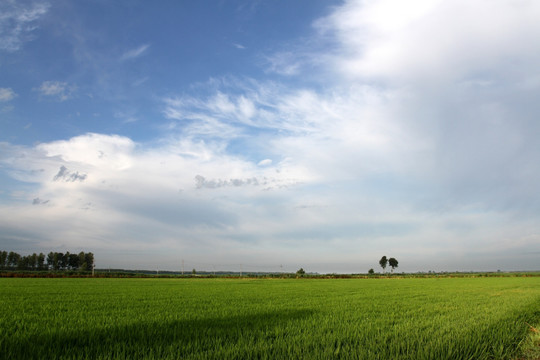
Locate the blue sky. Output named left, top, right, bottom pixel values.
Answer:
left=1, top=0, right=540, bottom=273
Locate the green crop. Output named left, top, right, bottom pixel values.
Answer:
left=1, top=277, right=539, bottom=359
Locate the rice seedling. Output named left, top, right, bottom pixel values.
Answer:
left=0, top=277, right=538, bottom=359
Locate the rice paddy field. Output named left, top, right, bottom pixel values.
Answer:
left=1, top=277, right=539, bottom=359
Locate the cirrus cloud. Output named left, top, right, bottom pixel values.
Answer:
left=119, top=44, right=150, bottom=62
left=0, top=0, right=50, bottom=52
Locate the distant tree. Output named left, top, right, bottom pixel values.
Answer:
left=28, top=253, right=38, bottom=270
left=65, top=252, right=72, bottom=269
left=388, top=257, right=399, bottom=273
left=84, top=252, right=94, bottom=271
left=49, top=252, right=62, bottom=270
left=57, top=252, right=65, bottom=270
left=37, top=253, right=45, bottom=270
left=68, top=253, right=80, bottom=270
left=296, top=268, right=305, bottom=277
left=192, top=268, right=196, bottom=275
left=17, top=255, right=30, bottom=270
left=0, top=251, right=7, bottom=269
left=379, top=256, right=388, bottom=273
left=78, top=252, right=87, bottom=271
left=47, top=252, right=55, bottom=270
left=8, top=251, right=20, bottom=268
left=368, top=268, right=375, bottom=275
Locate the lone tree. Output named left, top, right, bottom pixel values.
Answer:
left=368, top=268, right=375, bottom=275
left=388, top=257, right=399, bottom=273
left=379, top=256, right=388, bottom=273
left=296, top=268, right=305, bottom=277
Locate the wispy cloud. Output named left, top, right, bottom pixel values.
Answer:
left=163, top=82, right=326, bottom=137
left=258, top=159, right=272, bottom=166
left=120, top=44, right=150, bottom=61
left=233, top=43, right=246, bottom=50
left=114, top=110, right=138, bottom=124
left=36, top=81, right=76, bottom=101
left=0, top=0, right=50, bottom=52
left=264, top=51, right=303, bottom=76
left=0, top=88, right=17, bottom=102
left=132, top=77, right=149, bottom=87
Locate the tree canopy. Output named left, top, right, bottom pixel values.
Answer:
left=388, top=257, right=399, bottom=272
left=379, top=256, right=388, bottom=272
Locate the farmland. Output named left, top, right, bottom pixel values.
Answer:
left=1, top=277, right=539, bottom=359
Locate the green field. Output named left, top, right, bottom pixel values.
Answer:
left=1, top=277, right=539, bottom=359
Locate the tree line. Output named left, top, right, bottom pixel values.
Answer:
left=0, top=251, right=94, bottom=271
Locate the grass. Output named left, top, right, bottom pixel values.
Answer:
left=1, top=277, right=539, bottom=359
left=521, top=322, right=540, bottom=360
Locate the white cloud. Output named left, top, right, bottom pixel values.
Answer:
left=0, top=0, right=49, bottom=52
left=0, top=133, right=316, bottom=267
left=120, top=44, right=150, bottom=61
left=163, top=81, right=393, bottom=143
left=36, top=81, right=76, bottom=101
left=317, top=0, right=540, bottom=83
left=37, top=133, right=135, bottom=170
left=0, top=87, right=17, bottom=102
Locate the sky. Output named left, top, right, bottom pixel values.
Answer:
left=1, top=0, right=540, bottom=273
